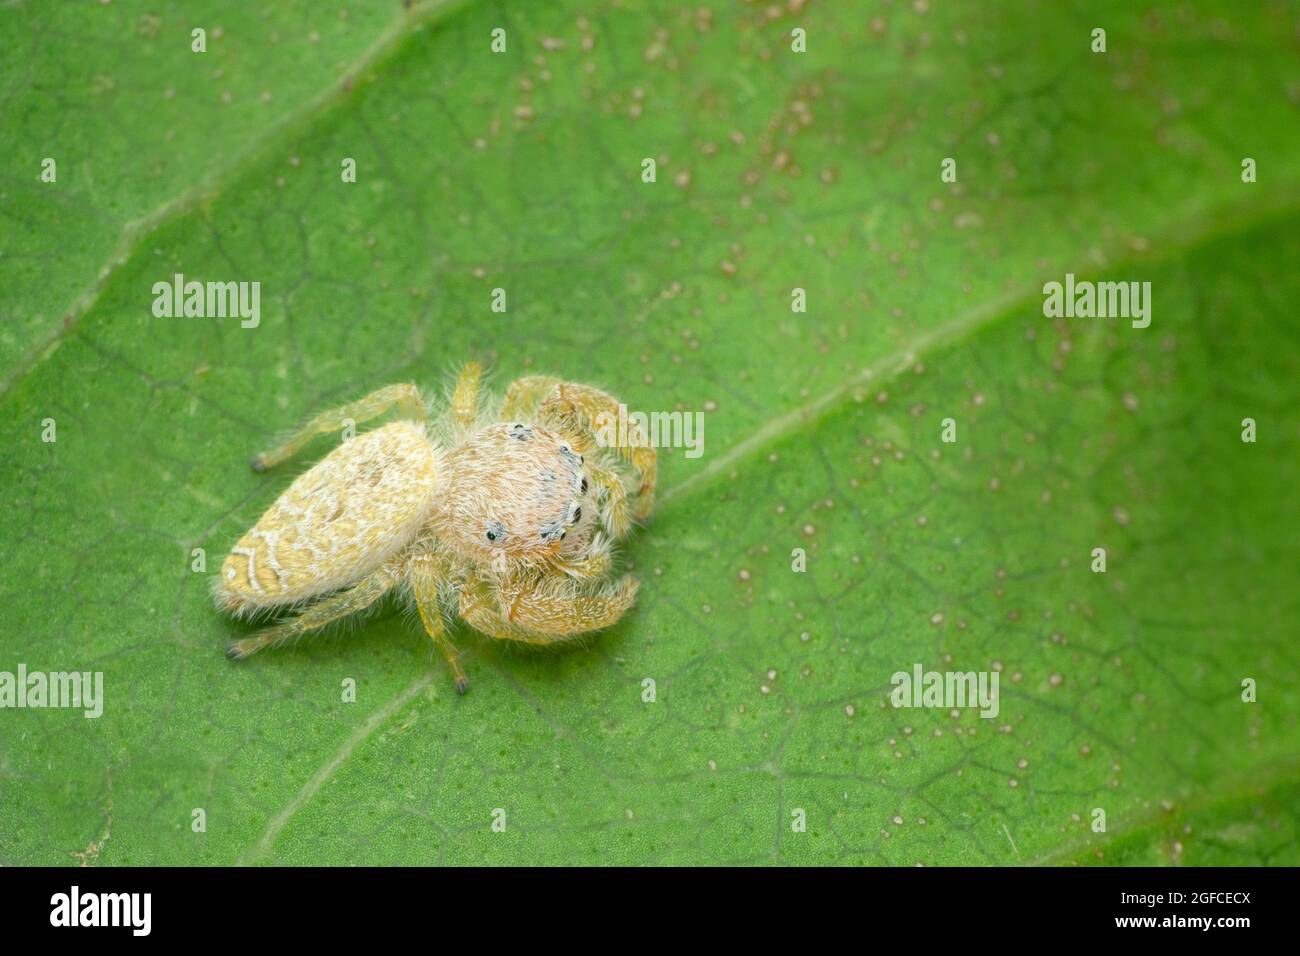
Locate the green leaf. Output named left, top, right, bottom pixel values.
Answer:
left=0, top=0, right=437, bottom=390
left=1, top=0, right=1297, bottom=866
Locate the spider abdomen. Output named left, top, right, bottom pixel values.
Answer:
left=216, top=420, right=440, bottom=615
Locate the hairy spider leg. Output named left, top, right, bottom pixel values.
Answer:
left=496, top=568, right=640, bottom=636
left=408, top=553, right=470, bottom=693
left=251, top=383, right=428, bottom=471
left=450, top=361, right=483, bottom=435
left=227, top=563, right=401, bottom=658
left=500, top=375, right=561, bottom=421
left=535, top=383, right=657, bottom=520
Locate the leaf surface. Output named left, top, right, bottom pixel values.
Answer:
left=1, top=0, right=1297, bottom=865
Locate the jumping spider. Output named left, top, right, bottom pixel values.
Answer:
left=216, top=362, right=656, bottom=693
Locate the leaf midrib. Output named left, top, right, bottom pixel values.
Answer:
left=1029, top=756, right=1300, bottom=866
left=662, top=192, right=1300, bottom=512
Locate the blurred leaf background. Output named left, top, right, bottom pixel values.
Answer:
left=1, top=0, right=1297, bottom=865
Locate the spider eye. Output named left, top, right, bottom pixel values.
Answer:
left=485, top=531, right=497, bottom=542
left=580, top=477, right=589, bottom=494
left=560, top=531, right=567, bottom=540
left=485, top=520, right=507, bottom=543
left=571, top=507, right=582, bottom=524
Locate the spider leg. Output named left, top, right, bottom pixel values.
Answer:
left=226, top=564, right=400, bottom=659
left=459, top=575, right=565, bottom=645
left=547, top=531, right=613, bottom=580
left=497, top=569, right=640, bottom=636
left=449, top=361, right=483, bottom=435
left=500, top=375, right=560, bottom=420
left=534, top=383, right=657, bottom=521
left=251, top=383, right=427, bottom=471
left=409, top=555, right=469, bottom=693
left=583, top=460, right=632, bottom=539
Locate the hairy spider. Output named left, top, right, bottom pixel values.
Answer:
left=215, top=362, right=656, bottom=693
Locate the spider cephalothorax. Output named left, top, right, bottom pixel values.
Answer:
left=216, top=363, right=656, bottom=692
left=429, top=421, right=597, bottom=567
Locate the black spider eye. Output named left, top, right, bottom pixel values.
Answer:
left=485, top=531, right=497, bottom=542
left=560, top=531, right=567, bottom=540
left=571, top=507, right=582, bottom=524
left=580, top=477, right=589, bottom=494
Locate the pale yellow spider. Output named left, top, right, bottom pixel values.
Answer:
left=215, top=362, right=656, bottom=693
